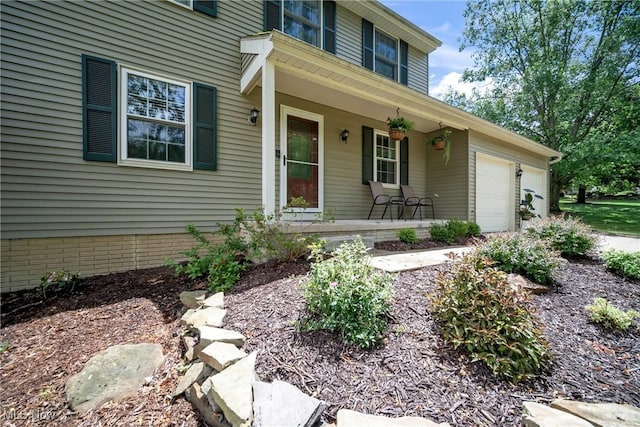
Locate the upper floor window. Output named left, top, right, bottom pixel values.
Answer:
left=283, top=0, right=321, bottom=46
left=375, top=29, right=398, bottom=80
left=374, top=130, right=399, bottom=187
left=120, top=68, right=192, bottom=170
left=167, top=0, right=217, bottom=17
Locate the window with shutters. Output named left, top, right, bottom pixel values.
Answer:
left=284, top=0, right=321, bottom=46
left=119, top=67, right=193, bottom=171
left=374, top=28, right=398, bottom=80
left=374, top=130, right=399, bottom=187
left=168, top=0, right=217, bottom=16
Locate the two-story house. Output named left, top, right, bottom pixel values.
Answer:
left=0, top=0, right=560, bottom=291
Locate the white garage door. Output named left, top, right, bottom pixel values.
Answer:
left=476, top=153, right=514, bottom=232
left=521, top=166, right=547, bottom=218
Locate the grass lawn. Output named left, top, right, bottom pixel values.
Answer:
left=560, top=198, right=640, bottom=236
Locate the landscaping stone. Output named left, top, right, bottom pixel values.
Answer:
left=182, top=307, right=227, bottom=328
left=522, top=401, right=592, bottom=427
left=209, top=352, right=257, bottom=427
left=551, top=399, right=640, bottom=427
left=182, top=334, right=197, bottom=361
left=65, top=343, right=163, bottom=412
left=199, top=341, right=247, bottom=372
left=173, top=361, right=213, bottom=397
left=193, top=326, right=246, bottom=357
left=184, top=383, right=229, bottom=427
left=203, top=292, right=225, bottom=308
left=180, top=290, right=208, bottom=309
left=252, top=380, right=325, bottom=427
left=336, top=409, right=450, bottom=427
left=201, top=376, right=223, bottom=411
left=508, top=273, right=549, bottom=294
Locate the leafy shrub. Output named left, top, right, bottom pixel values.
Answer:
left=39, top=270, right=79, bottom=299
left=166, top=221, right=248, bottom=292
left=602, top=250, right=640, bottom=280
left=429, top=219, right=482, bottom=244
left=586, top=297, right=639, bottom=331
left=300, top=239, right=393, bottom=349
left=525, top=215, right=597, bottom=257
left=476, top=233, right=562, bottom=285
left=397, top=228, right=419, bottom=244
left=430, top=252, right=551, bottom=383
left=237, top=208, right=318, bottom=262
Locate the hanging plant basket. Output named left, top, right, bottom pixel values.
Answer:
left=388, top=128, right=406, bottom=141
left=433, top=138, right=446, bottom=150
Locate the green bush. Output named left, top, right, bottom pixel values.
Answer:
left=525, top=215, right=598, bottom=257
left=602, top=250, right=640, bottom=280
left=300, top=239, right=393, bottom=349
left=586, top=297, right=639, bottom=330
left=429, top=219, right=482, bottom=244
left=397, top=228, right=419, bottom=244
left=39, top=270, right=80, bottom=299
left=430, top=252, right=551, bottom=383
left=476, top=233, right=562, bottom=285
left=165, top=222, right=248, bottom=292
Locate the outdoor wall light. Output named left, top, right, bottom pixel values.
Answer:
left=248, top=108, right=260, bottom=125
left=516, top=166, right=523, bottom=177
left=340, top=129, right=350, bottom=143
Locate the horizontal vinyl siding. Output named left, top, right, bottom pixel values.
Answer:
left=408, top=46, right=429, bottom=95
left=0, top=0, right=264, bottom=239
left=335, top=4, right=362, bottom=66
left=425, top=130, right=469, bottom=220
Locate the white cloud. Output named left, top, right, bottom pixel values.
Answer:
left=430, top=71, right=494, bottom=100
left=430, top=44, right=475, bottom=73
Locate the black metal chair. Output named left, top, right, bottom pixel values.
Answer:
left=401, top=185, right=435, bottom=220
left=367, top=180, right=403, bottom=220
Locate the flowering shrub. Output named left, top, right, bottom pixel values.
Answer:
left=525, top=215, right=598, bottom=257
left=586, top=297, right=639, bottom=331
left=431, top=252, right=551, bottom=383
left=476, top=233, right=562, bottom=285
left=300, top=239, right=393, bottom=349
left=601, top=250, right=640, bottom=280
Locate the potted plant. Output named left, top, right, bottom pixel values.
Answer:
left=519, top=189, right=543, bottom=221
left=387, top=115, right=414, bottom=141
left=428, top=130, right=452, bottom=164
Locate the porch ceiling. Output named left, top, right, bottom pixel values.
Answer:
left=240, top=31, right=562, bottom=159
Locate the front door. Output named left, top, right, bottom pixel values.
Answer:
left=280, top=106, right=324, bottom=218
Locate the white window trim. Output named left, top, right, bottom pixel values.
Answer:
left=281, top=0, right=324, bottom=49
left=280, top=105, right=325, bottom=215
left=168, top=0, right=193, bottom=11
left=118, top=66, right=193, bottom=171
left=373, top=26, right=399, bottom=82
left=373, top=129, right=400, bottom=189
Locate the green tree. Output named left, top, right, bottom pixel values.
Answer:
left=458, top=0, right=640, bottom=210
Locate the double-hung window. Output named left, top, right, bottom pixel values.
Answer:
left=374, top=130, right=399, bottom=187
left=120, top=68, right=192, bottom=170
left=374, top=28, right=398, bottom=80
left=283, top=0, right=321, bottom=46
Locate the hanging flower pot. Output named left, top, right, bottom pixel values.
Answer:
left=386, top=111, right=414, bottom=141
left=388, top=128, right=406, bottom=141
left=433, top=138, right=446, bottom=150
left=427, top=129, right=452, bottom=164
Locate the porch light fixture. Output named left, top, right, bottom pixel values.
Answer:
left=340, top=129, right=349, bottom=143
left=516, top=166, right=523, bottom=178
left=248, top=108, right=260, bottom=125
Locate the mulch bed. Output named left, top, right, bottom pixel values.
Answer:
left=374, top=235, right=484, bottom=252
left=1, top=251, right=639, bottom=426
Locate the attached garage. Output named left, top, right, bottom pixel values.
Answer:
left=475, top=153, right=515, bottom=232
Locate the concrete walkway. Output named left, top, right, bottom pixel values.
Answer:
left=371, top=234, right=639, bottom=273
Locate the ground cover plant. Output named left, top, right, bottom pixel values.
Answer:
left=586, top=297, right=640, bottom=331
left=397, top=228, right=419, bottom=244
left=429, top=219, right=481, bottom=244
left=560, top=198, right=640, bottom=236
left=601, top=250, right=640, bottom=280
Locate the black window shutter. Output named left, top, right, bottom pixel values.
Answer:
left=362, top=19, right=374, bottom=70
left=362, top=126, right=374, bottom=184
left=193, top=83, right=217, bottom=170
left=82, top=54, right=116, bottom=162
left=400, top=40, right=409, bottom=85
left=400, top=137, right=409, bottom=185
left=264, top=0, right=281, bottom=31
left=193, top=0, right=217, bottom=17
left=323, top=0, right=336, bottom=54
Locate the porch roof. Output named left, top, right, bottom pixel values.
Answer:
left=240, top=31, right=561, bottom=160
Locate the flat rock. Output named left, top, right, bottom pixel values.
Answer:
left=201, top=376, right=223, bottom=411
left=203, top=292, right=224, bottom=308
left=336, top=409, right=450, bottom=427
left=182, top=334, right=197, bottom=361
left=194, top=326, right=246, bottom=356
left=210, top=352, right=257, bottom=427
left=173, top=361, right=213, bottom=397
left=551, top=399, right=640, bottom=427
left=522, top=401, right=593, bottom=427
left=65, top=343, right=163, bottom=412
left=508, top=273, right=549, bottom=294
left=199, top=341, right=247, bottom=371
left=182, top=307, right=227, bottom=328
left=180, top=290, right=208, bottom=309
left=253, top=380, right=325, bottom=427
left=184, top=383, right=229, bottom=427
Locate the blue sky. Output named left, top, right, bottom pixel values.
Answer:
left=379, top=0, right=481, bottom=98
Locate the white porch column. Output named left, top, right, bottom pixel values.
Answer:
left=261, top=61, right=276, bottom=215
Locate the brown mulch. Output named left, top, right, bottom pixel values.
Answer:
left=1, top=253, right=639, bottom=426
left=374, top=235, right=484, bottom=252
